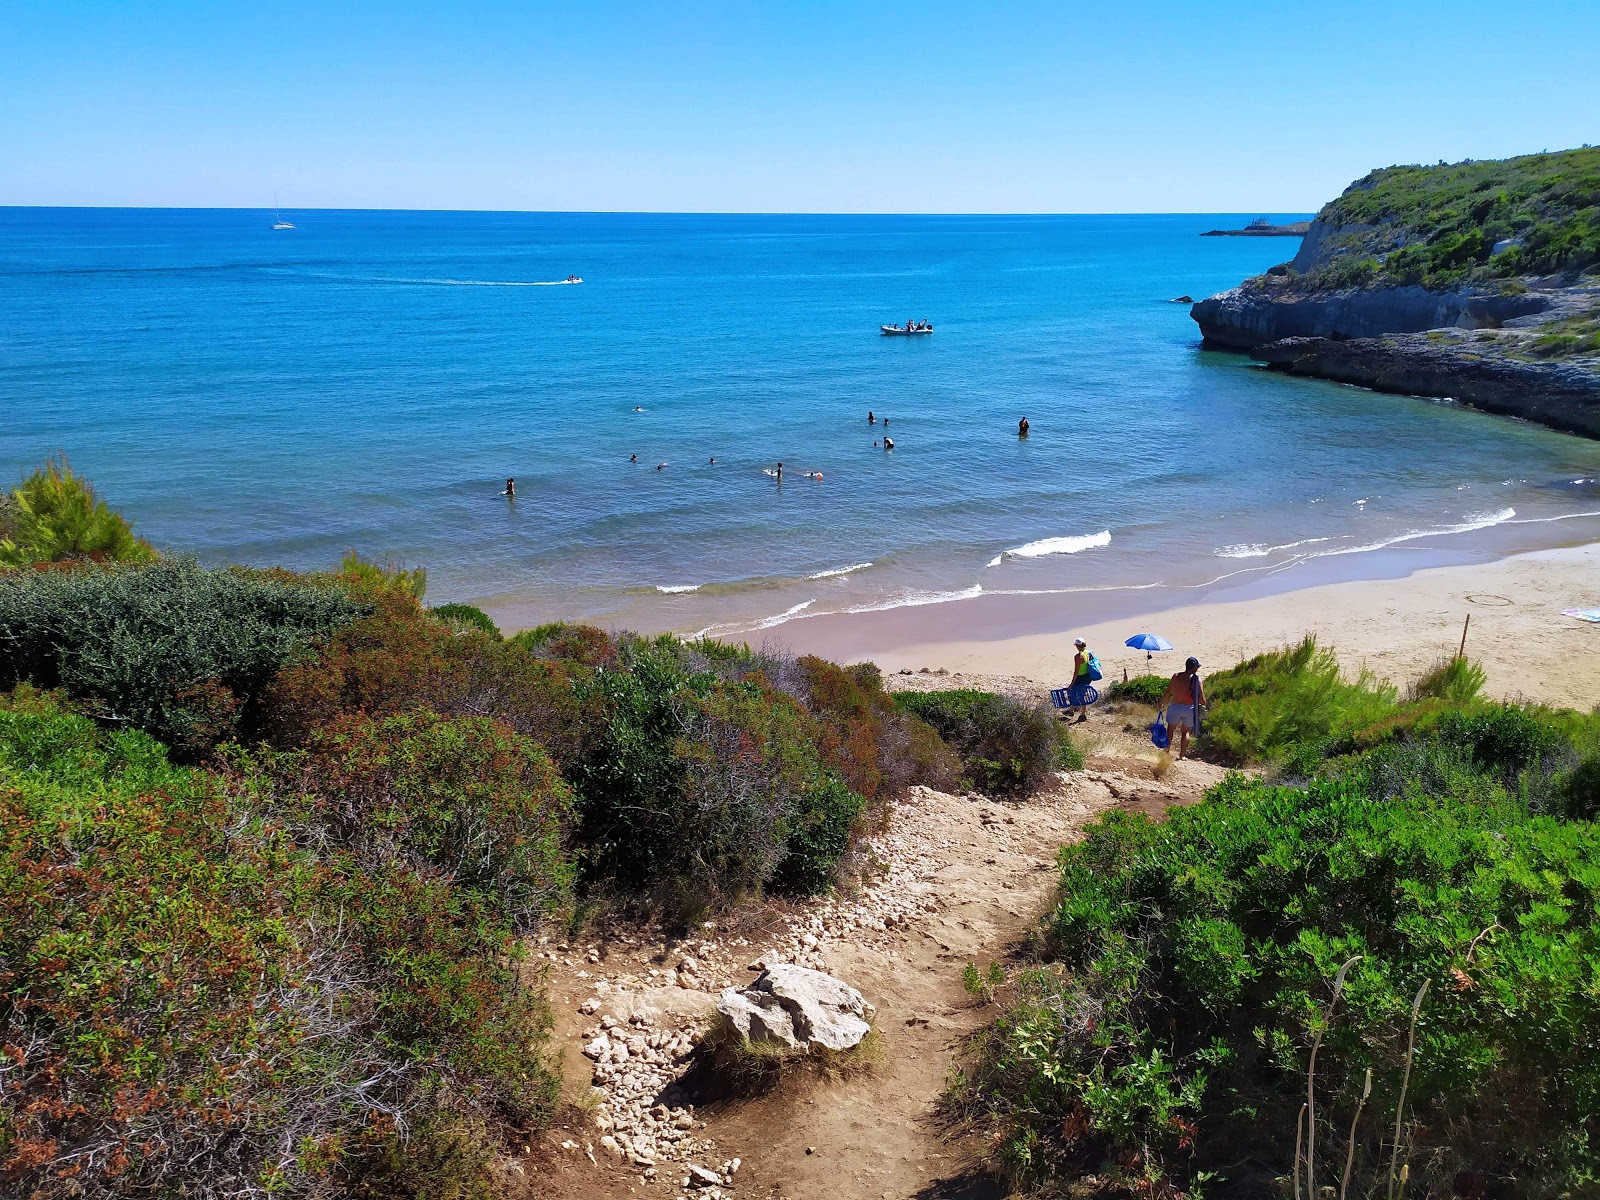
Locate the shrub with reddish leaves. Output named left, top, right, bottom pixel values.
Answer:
left=262, top=592, right=592, bottom=769
left=256, top=709, right=576, bottom=933
left=0, top=693, right=569, bottom=1199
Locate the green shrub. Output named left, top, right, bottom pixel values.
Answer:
left=263, top=591, right=593, bottom=768
left=0, top=690, right=565, bottom=1199
left=257, top=709, right=575, bottom=929
left=894, top=689, right=1065, bottom=796
left=507, top=620, right=618, bottom=668
left=0, top=455, right=154, bottom=567
left=771, top=773, right=867, bottom=895
left=1563, top=754, right=1600, bottom=820
left=793, top=655, right=962, bottom=801
left=1409, top=655, right=1487, bottom=704
left=0, top=558, right=367, bottom=757
left=1433, top=702, right=1567, bottom=780
left=429, top=602, right=500, bottom=637
left=339, top=550, right=427, bottom=599
left=958, top=770, right=1600, bottom=1198
left=1107, top=673, right=1169, bottom=706
left=567, top=637, right=882, bottom=915
left=1199, top=636, right=1397, bottom=764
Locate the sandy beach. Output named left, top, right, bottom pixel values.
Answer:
left=779, top=542, right=1600, bottom=711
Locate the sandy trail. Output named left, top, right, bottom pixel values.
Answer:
left=527, top=732, right=1229, bottom=1200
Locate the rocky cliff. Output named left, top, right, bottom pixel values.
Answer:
left=1191, top=149, right=1600, bottom=438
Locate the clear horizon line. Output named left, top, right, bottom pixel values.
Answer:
left=0, top=203, right=1320, bottom=218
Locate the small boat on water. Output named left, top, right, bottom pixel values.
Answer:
left=561, top=275, right=583, bottom=284
left=880, top=322, right=933, bottom=336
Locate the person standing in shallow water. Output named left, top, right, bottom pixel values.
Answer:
left=503, top=477, right=516, bottom=498
left=1018, top=418, right=1029, bottom=437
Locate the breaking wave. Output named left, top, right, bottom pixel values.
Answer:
left=986, top=530, right=1111, bottom=568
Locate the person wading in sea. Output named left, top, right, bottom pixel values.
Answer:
left=503, top=477, right=516, bottom=498
left=1158, top=657, right=1206, bottom=759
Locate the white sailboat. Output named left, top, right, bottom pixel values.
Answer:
left=271, top=197, right=295, bottom=230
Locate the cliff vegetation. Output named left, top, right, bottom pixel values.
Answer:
left=0, top=460, right=1066, bottom=1199
left=954, top=639, right=1600, bottom=1198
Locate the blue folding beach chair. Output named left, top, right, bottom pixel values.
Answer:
left=1050, top=683, right=1099, bottom=713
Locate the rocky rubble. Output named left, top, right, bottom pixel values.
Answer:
left=559, top=781, right=1087, bottom=1192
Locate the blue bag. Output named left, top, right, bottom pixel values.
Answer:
left=1086, top=653, right=1103, bottom=682
left=1150, top=717, right=1170, bottom=749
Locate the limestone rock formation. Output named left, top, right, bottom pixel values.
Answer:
left=716, top=962, right=875, bottom=1051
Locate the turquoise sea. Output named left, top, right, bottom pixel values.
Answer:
left=5, top=207, right=1600, bottom=636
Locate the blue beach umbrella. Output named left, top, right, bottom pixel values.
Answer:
left=1126, top=632, right=1174, bottom=662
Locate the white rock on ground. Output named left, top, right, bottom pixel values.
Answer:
left=716, top=963, right=875, bottom=1051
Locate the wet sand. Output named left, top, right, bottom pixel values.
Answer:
left=776, top=542, right=1600, bottom=711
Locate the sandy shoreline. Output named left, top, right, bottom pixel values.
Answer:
left=775, top=542, right=1600, bottom=711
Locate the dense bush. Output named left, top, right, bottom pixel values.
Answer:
left=1107, top=672, right=1170, bottom=706
left=507, top=620, right=618, bottom=668
left=795, top=656, right=962, bottom=801
left=0, top=690, right=567, bottom=1199
left=1199, top=637, right=1398, bottom=765
left=893, top=688, right=1068, bottom=796
left=0, top=455, right=154, bottom=567
left=256, top=709, right=575, bottom=929
left=263, top=592, right=592, bottom=769
left=0, top=558, right=366, bottom=757
left=428, top=602, right=500, bottom=637
left=570, top=636, right=868, bottom=916
left=957, top=768, right=1600, bottom=1198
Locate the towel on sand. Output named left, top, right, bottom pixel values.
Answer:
left=1563, top=608, right=1600, bottom=623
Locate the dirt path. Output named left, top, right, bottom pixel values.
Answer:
left=527, top=750, right=1229, bottom=1200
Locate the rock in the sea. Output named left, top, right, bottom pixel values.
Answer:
left=1170, top=294, right=1193, bottom=303
left=716, top=963, right=874, bottom=1051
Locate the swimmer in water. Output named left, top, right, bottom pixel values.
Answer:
left=709, top=457, right=715, bottom=465
left=503, top=477, right=516, bottom=498
left=882, top=417, right=889, bottom=428
left=633, top=406, right=644, bottom=412
left=806, top=471, right=824, bottom=480
left=1018, top=417, right=1030, bottom=437
left=656, top=462, right=667, bottom=471
left=883, top=437, right=894, bottom=450
left=868, top=411, right=876, bottom=424
left=630, top=454, right=638, bottom=463
left=775, top=462, right=783, bottom=480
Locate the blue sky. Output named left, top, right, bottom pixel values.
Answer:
left=4, top=0, right=1597, bottom=213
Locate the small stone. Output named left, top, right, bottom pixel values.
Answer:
left=579, top=997, right=601, bottom=1015
left=686, top=1163, right=722, bottom=1187
left=600, top=1135, right=622, bottom=1157
left=806, top=1145, right=816, bottom=1155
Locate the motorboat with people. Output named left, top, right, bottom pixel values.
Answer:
left=880, top=320, right=933, bottom=335
left=562, top=275, right=583, bottom=284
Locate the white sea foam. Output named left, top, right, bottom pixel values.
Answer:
left=1319, top=507, right=1517, bottom=558
left=808, top=562, right=873, bottom=580
left=843, top=584, right=985, bottom=615
left=986, top=530, right=1111, bottom=568
left=1215, top=536, right=1332, bottom=559
left=752, top=599, right=817, bottom=629
left=655, top=583, right=701, bottom=594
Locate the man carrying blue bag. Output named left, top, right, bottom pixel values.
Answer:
left=1154, top=656, right=1206, bottom=759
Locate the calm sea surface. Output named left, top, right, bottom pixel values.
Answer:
left=5, top=208, right=1600, bottom=635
